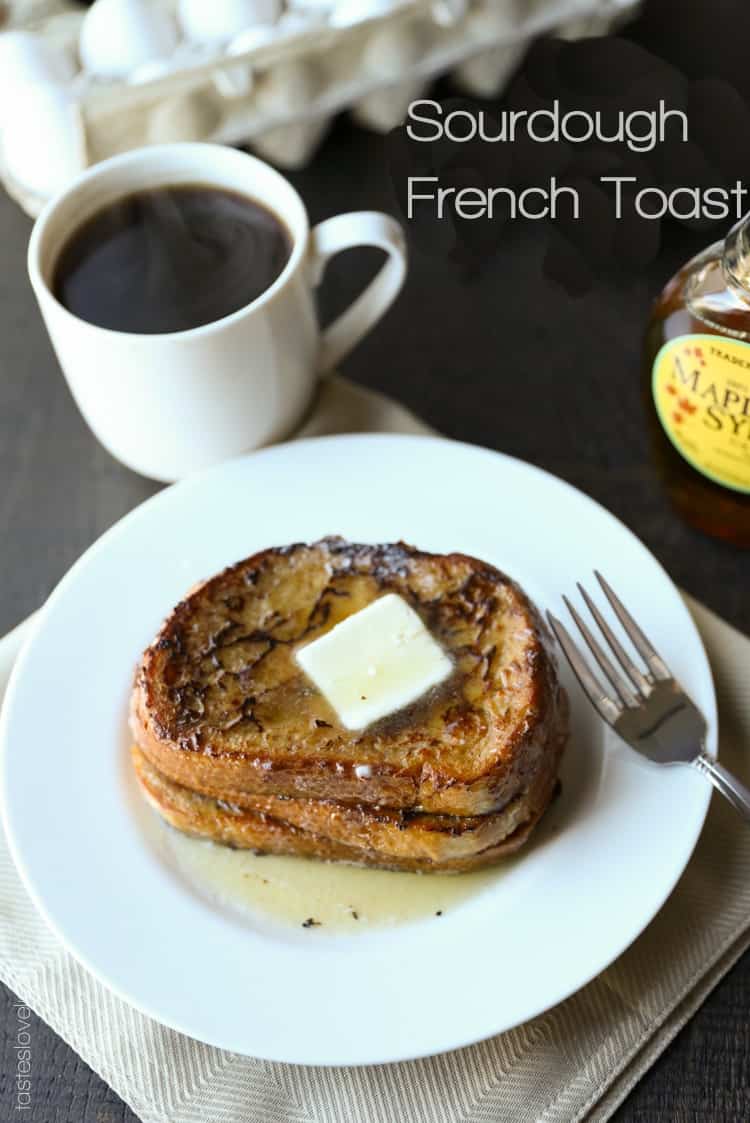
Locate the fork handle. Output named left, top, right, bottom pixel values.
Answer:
left=694, top=753, right=750, bottom=822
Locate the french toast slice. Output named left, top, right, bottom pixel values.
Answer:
left=131, top=538, right=567, bottom=817
left=132, top=719, right=563, bottom=864
left=132, top=746, right=560, bottom=873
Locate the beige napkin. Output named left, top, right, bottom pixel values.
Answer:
left=2, top=376, right=750, bottom=1123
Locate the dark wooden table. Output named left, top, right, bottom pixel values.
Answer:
left=1, top=107, right=750, bottom=1123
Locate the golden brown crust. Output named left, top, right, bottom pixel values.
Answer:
left=132, top=744, right=562, bottom=873
left=131, top=538, right=567, bottom=815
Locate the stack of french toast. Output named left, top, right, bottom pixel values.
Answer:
left=130, top=538, right=569, bottom=873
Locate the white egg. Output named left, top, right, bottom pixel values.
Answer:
left=80, top=0, right=179, bottom=79
left=178, top=0, right=282, bottom=43
left=330, top=0, right=401, bottom=28
left=276, top=10, right=328, bottom=35
left=1, top=86, right=87, bottom=198
left=281, top=1, right=331, bottom=29
left=289, top=0, right=334, bottom=8
left=286, top=0, right=334, bottom=12
left=0, top=31, right=76, bottom=107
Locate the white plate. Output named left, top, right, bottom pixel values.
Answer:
left=0, top=434, right=715, bottom=1066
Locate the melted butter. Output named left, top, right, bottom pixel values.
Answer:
left=162, top=824, right=505, bottom=932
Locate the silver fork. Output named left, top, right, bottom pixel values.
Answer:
left=547, top=573, right=750, bottom=822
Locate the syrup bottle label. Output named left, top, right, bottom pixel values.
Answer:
left=652, top=334, right=750, bottom=493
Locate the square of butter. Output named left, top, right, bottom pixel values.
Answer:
left=296, top=593, right=452, bottom=730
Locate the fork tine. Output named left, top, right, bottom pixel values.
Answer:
left=594, top=572, right=671, bottom=682
left=563, top=595, right=638, bottom=708
left=577, top=583, right=652, bottom=696
left=547, top=611, right=621, bottom=724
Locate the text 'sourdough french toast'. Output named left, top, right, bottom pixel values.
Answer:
left=131, top=538, right=568, bottom=817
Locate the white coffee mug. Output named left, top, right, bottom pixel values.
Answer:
left=27, top=143, right=407, bottom=481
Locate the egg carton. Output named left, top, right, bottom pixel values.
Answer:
left=0, top=0, right=638, bottom=215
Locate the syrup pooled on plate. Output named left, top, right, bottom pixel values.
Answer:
left=163, top=824, right=505, bottom=932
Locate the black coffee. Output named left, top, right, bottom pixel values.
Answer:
left=52, top=184, right=292, bottom=334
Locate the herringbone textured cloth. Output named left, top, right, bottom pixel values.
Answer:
left=2, top=379, right=749, bottom=1123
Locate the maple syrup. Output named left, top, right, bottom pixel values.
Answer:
left=644, top=216, right=750, bottom=545
left=156, top=821, right=509, bottom=932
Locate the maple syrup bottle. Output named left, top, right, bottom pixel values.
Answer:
left=644, top=214, right=750, bottom=546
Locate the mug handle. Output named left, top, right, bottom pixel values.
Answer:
left=309, top=211, right=407, bottom=374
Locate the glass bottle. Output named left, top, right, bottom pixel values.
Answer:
left=644, top=214, right=750, bottom=546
